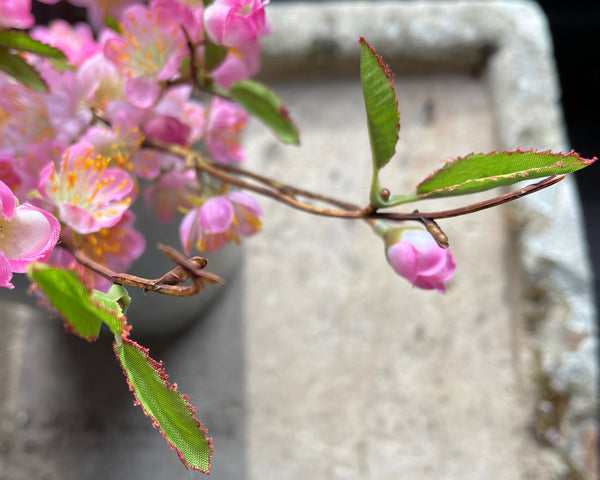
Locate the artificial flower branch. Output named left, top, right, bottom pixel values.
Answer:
left=61, top=237, right=223, bottom=297
left=153, top=140, right=567, bottom=223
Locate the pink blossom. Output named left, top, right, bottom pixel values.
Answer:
left=77, top=54, right=125, bottom=113
left=144, top=116, right=190, bottom=146
left=180, top=191, right=262, bottom=253
left=38, top=142, right=134, bottom=235
left=158, top=0, right=204, bottom=43
left=0, top=0, right=34, bottom=29
left=57, top=210, right=145, bottom=292
left=204, top=97, right=248, bottom=163
left=0, top=154, right=22, bottom=194
left=144, top=169, right=198, bottom=223
left=0, top=69, right=90, bottom=154
left=0, top=180, right=60, bottom=288
left=204, top=0, right=270, bottom=48
left=0, top=81, right=55, bottom=154
left=384, top=227, right=455, bottom=293
left=10, top=141, right=64, bottom=205
left=80, top=123, right=142, bottom=166
left=103, top=0, right=188, bottom=107
left=67, top=0, right=137, bottom=30
left=31, top=20, right=101, bottom=67
left=153, top=86, right=206, bottom=143
left=211, top=42, right=261, bottom=89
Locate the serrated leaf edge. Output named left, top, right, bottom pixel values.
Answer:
left=358, top=36, right=401, bottom=160
left=28, top=264, right=129, bottom=341
left=114, top=338, right=214, bottom=473
left=417, top=148, right=597, bottom=197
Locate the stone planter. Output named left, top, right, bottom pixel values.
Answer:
left=1, top=2, right=597, bottom=480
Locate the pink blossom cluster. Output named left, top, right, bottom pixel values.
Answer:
left=0, top=0, right=269, bottom=290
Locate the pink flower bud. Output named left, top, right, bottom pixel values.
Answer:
left=204, top=0, right=270, bottom=48
left=385, top=227, right=455, bottom=293
left=179, top=191, right=262, bottom=253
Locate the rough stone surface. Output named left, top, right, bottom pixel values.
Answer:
left=0, top=2, right=597, bottom=480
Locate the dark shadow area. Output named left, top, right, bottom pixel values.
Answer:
left=539, top=1, right=600, bottom=322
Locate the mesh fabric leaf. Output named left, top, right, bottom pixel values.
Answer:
left=27, top=264, right=127, bottom=340
left=417, top=148, right=597, bottom=198
left=114, top=338, right=213, bottom=472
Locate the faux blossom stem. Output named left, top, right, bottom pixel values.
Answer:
left=150, top=140, right=567, bottom=223
left=61, top=237, right=223, bottom=297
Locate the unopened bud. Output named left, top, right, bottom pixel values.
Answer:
left=379, top=188, right=390, bottom=201
left=422, top=217, right=449, bottom=249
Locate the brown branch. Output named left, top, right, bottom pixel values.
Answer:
left=369, top=175, right=567, bottom=221
left=154, top=142, right=566, bottom=224
left=61, top=238, right=223, bottom=297
left=140, top=141, right=567, bottom=254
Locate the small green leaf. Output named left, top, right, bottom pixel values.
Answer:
left=229, top=80, right=299, bottom=145
left=203, top=43, right=227, bottom=71
left=0, top=46, right=46, bottom=92
left=27, top=264, right=124, bottom=340
left=91, top=284, right=130, bottom=336
left=104, top=14, right=122, bottom=34
left=114, top=338, right=213, bottom=472
left=417, top=149, right=597, bottom=199
left=359, top=37, right=400, bottom=171
left=0, top=31, right=67, bottom=59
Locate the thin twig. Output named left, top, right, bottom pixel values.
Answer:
left=153, top=141, right=566, bottom=223
left=62, top=239, right=223, bottom=297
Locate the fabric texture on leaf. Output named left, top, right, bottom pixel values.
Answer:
left=114, top=338, right=213, bottom=473
left=417, top=148, right=597, bottom=198
left=27, top=264, right=127, bottom=340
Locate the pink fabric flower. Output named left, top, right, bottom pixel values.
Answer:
left=67, top=0, right=137, bottom=30
left=103, top=0, right=188, bottom=107
left=0, top=0, right=34, bottom=29
left=0, top=81, right=55, bottom=154
left=77, top=54, right=125, bottom=113
left=144, top=169, right=198, bottom=223
left=204, top=0, right=270, bottom=48
left=180, top=191, right=262, bottom=253
left=0, top=154, right=22, bottom=194
left=211, top=41, right=261, bottom=89
left=0, top=180, right=60, bottom=288
left=204, top=97, right=248, bottom=163
left=0, top=69, right=90, bottom=154
left=38, top=142, right=134, bottom=235
left=57, top=210, right=145, bottom=292
left=385, top=227, right=455, bottom=293
left=31, top=20, right=101, bottom=67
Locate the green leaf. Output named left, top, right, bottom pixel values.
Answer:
left=416, top=149, right=598, bottom=199
left=0, top=46, right=46, bottom=92
left=229, top=80, right=299, bottom=145
left=114, top=338, right=213, bottom=472
left=0, top=31, right=67, bottom=59
left=203, top=43, right=227, bottom=71
left=359, top=37, right=400, bottom=171
left=104, top=14, right=122, bottom=34
left=91, top=284, right=130, bottom=337
left=27, top=264, right=127, bottom=341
